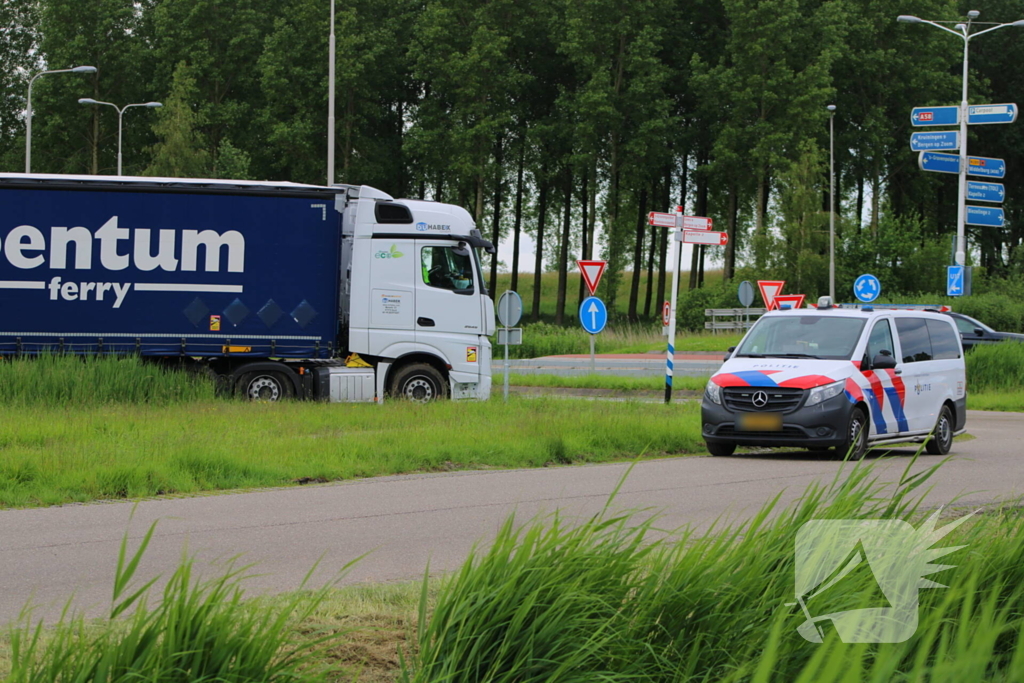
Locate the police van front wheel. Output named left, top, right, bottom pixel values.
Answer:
left=926, top=405, right=954, bottom=455
left=837, top=407, right=869, bottom=461
left=706, top=441, right=736, bottom=457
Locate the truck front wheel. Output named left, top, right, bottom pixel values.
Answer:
left=236, top=370, right=294, bottom=402
left=389, top=363, right=448, bottom=402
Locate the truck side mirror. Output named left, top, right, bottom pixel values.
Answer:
left=453, top=241, right=470, bottom=257
left=872, top=352, right=897, bottom=370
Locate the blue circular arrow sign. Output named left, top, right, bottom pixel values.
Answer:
left=854, top=274, right=881, bottom=303
left=579, top=296, right=608, bottom=334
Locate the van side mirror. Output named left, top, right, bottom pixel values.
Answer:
left=872, top=352, right=897, bottom=370
left=724, top=346, right=735, bottom=361
left=974, top=327, right=985, bottom=337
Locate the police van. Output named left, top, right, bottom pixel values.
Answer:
left=701, top=298, right=967, bottom=459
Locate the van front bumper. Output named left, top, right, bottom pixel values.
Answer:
left=701, top=394, right=857, bottom=449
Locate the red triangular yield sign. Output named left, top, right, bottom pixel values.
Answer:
left=773, top=294, right=806, bottom=310
left=578, top=260, right=607, bottom=295
left=757, top=280, right=786, bottom=310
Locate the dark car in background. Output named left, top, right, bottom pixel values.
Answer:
left=945, top=311, right=1024, bottom=351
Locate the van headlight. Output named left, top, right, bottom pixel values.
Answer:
left=806, top=380, right=845, bottom=406
left=705, top=380, right=722, bottom=405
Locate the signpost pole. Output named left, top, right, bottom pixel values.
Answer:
left=503, top=321, right=510, bottom=402
left=589, top=334, right=595, bottom=373
left=956, top=37, right=969, bottom=267
left=665, top=226, right=681, bottom=404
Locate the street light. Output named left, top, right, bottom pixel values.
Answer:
left=898, top=10, right=1024, bottom=267
left=327, top=0, right=336, bottom=185
left=827, top=104, right=836, bottom=301
left=78, top=99, right=162, bottom=176
left=25, top=65, right=98, bottom=173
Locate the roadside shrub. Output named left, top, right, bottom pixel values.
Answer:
left=966, top=341, right=1024, bottom=392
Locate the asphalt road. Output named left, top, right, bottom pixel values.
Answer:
left=0, top=410, right=1020, bottom=625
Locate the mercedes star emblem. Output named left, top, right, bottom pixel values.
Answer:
left=752, top=390, right=769, bottom=408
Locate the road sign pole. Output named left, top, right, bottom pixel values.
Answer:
left=503, top=322, right=510, bottom=402
left=665, top=226, right=681, bottom=404
left=590, top=334, right=595, bottom=373
left=956, top=37, right=969, bottom=267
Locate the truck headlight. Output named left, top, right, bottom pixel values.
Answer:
left=705, top=380, right=722, bottom=405
left=806, top=380, right=845, bottom=406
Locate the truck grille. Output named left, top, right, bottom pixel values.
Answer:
left=722, top=386, right=805, bottom=413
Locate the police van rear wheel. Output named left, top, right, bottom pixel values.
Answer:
left=706, top=441, right=736, bottom=457
left=837, top=407, right=868, bottom=460
left=926, top=405, right=954, bottom=455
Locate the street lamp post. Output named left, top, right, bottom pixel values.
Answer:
left=25, top=65, right=98, bottom=173
left=327, top=0, right=336, bottom=186
left=898, top=11, right=1024, bottom=268
left=827, top=104, right=836, bottom=301
left=78, top=99, right=162, bottom=176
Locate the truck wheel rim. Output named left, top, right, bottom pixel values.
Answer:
left=248, top=376, right=280, bottom=401
left=404, top=378, right=433, bottom=402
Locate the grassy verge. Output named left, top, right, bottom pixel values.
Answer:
left=967, top=391, right=1024, bottom=412
left=506, top=373, right=707, bottom=392
left=0, top=398, right=703, bottom=508
left=511, top=324, right=738, bottom=358
left=6, top=457, right=1022, bottom=682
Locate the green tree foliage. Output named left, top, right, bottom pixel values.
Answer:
left=10, top=0, right=1024, bottom=316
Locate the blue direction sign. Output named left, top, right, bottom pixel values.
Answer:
left=911, top=106, right=960, bottom=127
left=579, top=296, right=608, bottom=334
left=854, top=274, right=881, bottom=303
left=967, top=156, right=1006, bottom=179
left=910, top=131, right=959, bottom=152
left=967, top=103, right=1018, bottom=125
left=947, top=266, right=965, bottom=297
left=966, top=181, right=1005, bottom=204
left=919, top=151, right=960, bottom=175
left=966, top=205, right=1005, bottom=227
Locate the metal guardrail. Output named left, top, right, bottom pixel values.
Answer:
left=704, top=308, right=765, bottom=332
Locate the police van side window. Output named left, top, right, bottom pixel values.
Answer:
left=866, top=319, right=895, bottom=361
left=927, top=319, right=961, bottom=360
left=895, top=317, right=933, bottom=363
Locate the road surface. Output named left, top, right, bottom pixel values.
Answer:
left=495, top=352, right=723, bottom=377
left=0, top=410, right=1020, bottom=624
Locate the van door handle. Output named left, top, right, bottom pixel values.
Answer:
left=894, top=369, right=902, bottom=375
left=417, top=317, right=435, bottom=327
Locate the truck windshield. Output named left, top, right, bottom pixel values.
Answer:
left=735, top=315, right=866, bottom=360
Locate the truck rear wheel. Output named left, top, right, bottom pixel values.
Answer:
left=236, top=370, right=294, bottom=402
left=389, top=363, right=448, bottom=402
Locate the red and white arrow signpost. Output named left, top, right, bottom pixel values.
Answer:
left=649, top=207, right=726, bottom=403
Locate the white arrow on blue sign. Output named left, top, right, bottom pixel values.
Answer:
left=966, top=156, right=1006, bottom=179
left=966, top=205, right=1005, bottom=227
left=910, top=131, right=959, bottom=152
left=966, top=181, right=1005, bottom=204
left=947, top=266, right=964, bottom=297
left=579, top=296, right=608, bottom=334
left=854, top=274, right=881, bottom=303
left=911, top=106, right=960, bottom=127
left=967, top=103, right=1018, bottom=125
left=919, top=151, right=960, bottom=174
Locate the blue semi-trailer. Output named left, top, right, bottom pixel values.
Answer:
left=0, top=174, right=495, bottom=402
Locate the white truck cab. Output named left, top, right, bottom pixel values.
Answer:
left=701, top=299, right=967, bottom=458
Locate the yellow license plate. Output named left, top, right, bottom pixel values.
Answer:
left=738, top=412, right=783, bottom=431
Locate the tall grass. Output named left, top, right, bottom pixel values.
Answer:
left=965, top=341, right=1024, bottom=392
left=0, top=355, right=214, bottom=406
left=403, top=456, right=1024, bottom=681
left=5, top=519, right=346, bottom=682
left=510, top=323, right=736, bottom=358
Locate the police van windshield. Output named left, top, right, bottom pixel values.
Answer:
left=736, top=315, right=867, bottom=360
